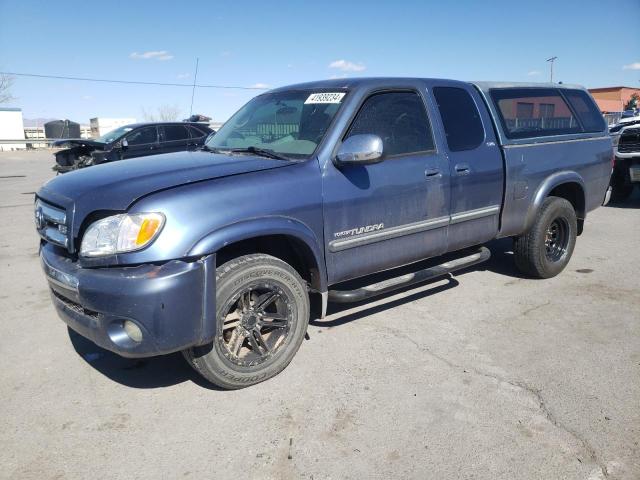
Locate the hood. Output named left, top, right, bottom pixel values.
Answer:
left=53, top=138, right=106, bottom=149
left=37, top=150, right=295, bottom=240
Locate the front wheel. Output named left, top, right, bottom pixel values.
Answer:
left=183, top=254, right=309, bottom=389
left=513, top=197, right=577, bottom=279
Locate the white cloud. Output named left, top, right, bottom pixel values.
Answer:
left=622, top=62, right=640, bottom=70
left=329, top=59, right=366, bottom=72
left=250, top=83, right=270, bottom=89
left=527, top=70, right=541, bottom=76
left=177, top=73, right=190, bottom=79
left=129, top=50, right=174, bottom=61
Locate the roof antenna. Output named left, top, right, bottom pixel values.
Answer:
left=189, top=57, right=199, bottom=116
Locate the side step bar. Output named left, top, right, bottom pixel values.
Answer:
left=328, top=246, right=491, bottom=304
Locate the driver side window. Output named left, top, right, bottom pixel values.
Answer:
left=346, top=91, right=434, bottom=157
left=126, top=126, right=157, bottom=146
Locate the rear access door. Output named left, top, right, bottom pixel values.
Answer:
left=430, top=82, right=504, bottom=251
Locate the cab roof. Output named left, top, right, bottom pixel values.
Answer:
left=267, top=77, right=587, bottom=93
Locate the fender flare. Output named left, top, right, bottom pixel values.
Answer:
left=524, top=171, right=586, bottom=232
left=188, top=216, right=327, bottom=292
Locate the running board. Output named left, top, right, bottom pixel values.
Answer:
left=328, top=247, right=491, bottom=304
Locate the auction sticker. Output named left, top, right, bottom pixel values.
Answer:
left=305, top=92, right=346, bottom=104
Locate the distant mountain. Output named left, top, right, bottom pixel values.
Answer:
left=22, top=118, right=58, bottom=127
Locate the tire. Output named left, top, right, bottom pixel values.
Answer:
left=513, top=196, right=577, bottom=279
left=183, top=254, right=309, bottom=389
left=610, top=169, right=634, bottom=202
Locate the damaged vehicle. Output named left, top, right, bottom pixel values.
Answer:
left=53, top=122, right=213, bottom=173
left=610, top=117, right=640, bottom=201
left=36, top=78, right=612, bottom=389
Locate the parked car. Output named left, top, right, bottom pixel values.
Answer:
left=610, top=119, right=640, bottom=200
left=35, top=78, right=612, bottom=389
left=52, top=122, right=213, bottom=173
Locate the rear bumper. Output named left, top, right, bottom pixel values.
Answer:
left=40, top=243, right=216, bottom=358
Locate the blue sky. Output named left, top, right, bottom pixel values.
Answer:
left=1, top=0, right=639, bottom=123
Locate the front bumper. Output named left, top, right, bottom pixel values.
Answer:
left=40, top=243, right=216, bottom=358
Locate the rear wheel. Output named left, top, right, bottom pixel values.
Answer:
left=183, top=254, right=309, bottom=389
left=513, top=196, right=577, bottom=279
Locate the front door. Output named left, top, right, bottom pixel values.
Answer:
left=431, top=84, right=504, bottom=251
left=122, top=126, right=159, bottom=159
left=323, top=90, right=450, bottom=284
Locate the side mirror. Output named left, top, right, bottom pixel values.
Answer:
left=335, top=134, right=383, bottom=165
left=121, top=138, right=129, bottom=149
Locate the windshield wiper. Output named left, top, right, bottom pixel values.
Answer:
left=199, top=145, right=224, bottom=153
left=229, top=146, right=289, bottom=160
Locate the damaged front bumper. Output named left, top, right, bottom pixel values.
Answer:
left=40, top=243, right=217, bottom=358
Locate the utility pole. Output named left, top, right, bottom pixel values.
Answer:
left=546, top=56, right=558, bottom=83
left=189, top=57, right=199, bottom=117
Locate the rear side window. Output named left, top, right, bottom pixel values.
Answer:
left=490, top=88, right=581, bottom=139
left=188, top=125, right=209, bottom=138
left=433, top=87, right=485, bottom=151
left=563, top=90, right=606, bottom=133
left=346, top=91, right=434, bottom=156
left=163, top=125, right=190, bottom=141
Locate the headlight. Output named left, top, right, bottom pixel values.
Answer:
left=80, top=213, right=165, bottom=257
left=611, top=133, right=621, bottom=147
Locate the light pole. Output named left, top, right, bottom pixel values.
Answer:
left=546, top=56, right=558, bottom=83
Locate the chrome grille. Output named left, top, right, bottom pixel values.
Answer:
left=619, top=127, right=640, bottom=154
left=35, top=199, right=69, bottom=249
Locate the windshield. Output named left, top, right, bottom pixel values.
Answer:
left=206, top=90, right=347, bottom=158
left=96, top=126, right=133, bottom=143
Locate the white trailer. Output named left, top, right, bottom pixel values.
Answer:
left=0, top=108, right=26, bottom=151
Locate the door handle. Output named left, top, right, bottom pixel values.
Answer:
left=454, top=163, right=471, bottom=175
left=425, top=168, right=441, bottom=179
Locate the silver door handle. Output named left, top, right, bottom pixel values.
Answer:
left=425, top=168, right=441, bottom=178
left=455, top=163, right=470, bottom=175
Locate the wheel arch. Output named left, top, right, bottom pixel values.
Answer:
left=188, top=217, right=327, bottom=294
left=525, top=171, right=586, bottom=235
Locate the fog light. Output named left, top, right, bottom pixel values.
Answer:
left=123, top=320, right=143, bottom=343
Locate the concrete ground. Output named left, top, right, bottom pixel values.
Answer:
left=0, top=150, right=638, bottom=480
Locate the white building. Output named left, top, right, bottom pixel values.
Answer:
left=0, top=108, right=26, bottom=151
left=90, top=117, right=136, bottom=138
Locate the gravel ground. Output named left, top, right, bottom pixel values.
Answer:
left=1, top=150, right=638, bottom=480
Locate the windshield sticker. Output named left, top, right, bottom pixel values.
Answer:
left=305, top=92, right=345, bottom=104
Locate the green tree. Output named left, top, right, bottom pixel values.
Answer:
left=624, top=93, right=639, bottom=111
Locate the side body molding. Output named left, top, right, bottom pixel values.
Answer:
left=523, top=171, right=586, bottom=232
left=188, top=216, right=327, bottom=292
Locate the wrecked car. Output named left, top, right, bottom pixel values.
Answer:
left=52, top=122, right=213, bottom=173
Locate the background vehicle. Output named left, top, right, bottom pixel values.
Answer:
left=610, top=119, right=640, bottom=201
left=35, top=78, right=612, bottom=389
left=52, top=121, right=213, bottom=173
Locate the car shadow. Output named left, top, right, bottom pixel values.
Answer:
left=67, top=327, right=221, bottom=390
left=604, top=187, right=640, bottom=209
left=67, top=237, right=526, bottom=388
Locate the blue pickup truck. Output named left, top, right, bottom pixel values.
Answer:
left=35, top=78, right=612, bottom=389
